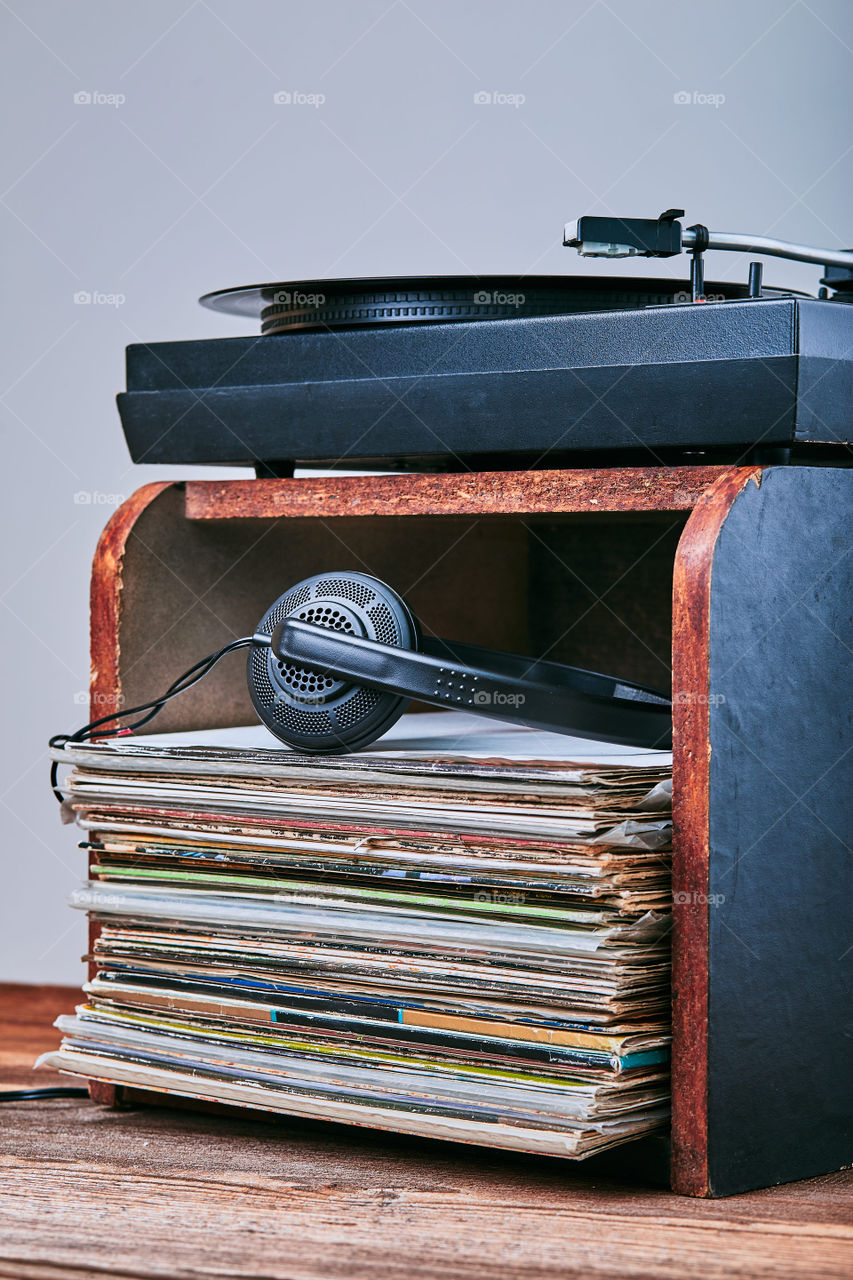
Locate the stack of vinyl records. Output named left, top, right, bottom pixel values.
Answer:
left=43, top=710, right=674, bottom=1159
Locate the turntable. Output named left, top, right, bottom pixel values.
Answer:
left=117, top=210, right=853, bottom=474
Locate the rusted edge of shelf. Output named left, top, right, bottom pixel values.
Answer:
left=90, top=482, right=172, bottom=731
left=184, top=467, right=735, bottom=521
left=670, top=465, right=763, bottom=1197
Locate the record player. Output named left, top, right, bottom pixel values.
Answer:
left=117, top=210, right=853, bottom=474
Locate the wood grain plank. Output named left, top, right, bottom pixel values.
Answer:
left=2, top=984, right=851, bottom=1280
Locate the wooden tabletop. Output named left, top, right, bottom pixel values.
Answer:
left=1, top=984, right=851, bottom=1280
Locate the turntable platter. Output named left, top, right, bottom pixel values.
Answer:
left=199, top=274, right=798, bottom=334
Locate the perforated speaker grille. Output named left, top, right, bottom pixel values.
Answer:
left=277, top=702, right=334, bottom=736
left=334, top=685, right=381, bottom=728
left=315, top=576, right=376, bottom=607
left=248, top=571, right=418, bottom=753
left=368, top=600, right=398, bottom=645
left=250, top=648, right=276, bottom=708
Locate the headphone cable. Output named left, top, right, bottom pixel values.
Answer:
left=49, top=634, right=268, bottom=804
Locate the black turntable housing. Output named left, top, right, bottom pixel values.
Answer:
left=118, top=272, right=853, bottom=474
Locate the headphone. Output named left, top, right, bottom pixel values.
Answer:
left=249, top=571, right=671, bottom=753
left=50, top=569, right=671, bottom=798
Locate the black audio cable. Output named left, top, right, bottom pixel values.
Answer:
left=0, top=1087, right=90, bottom=1101
left=49, top=634, right=269, bottom=803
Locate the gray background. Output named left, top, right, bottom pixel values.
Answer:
left=1, top=0, right=851, bottom=984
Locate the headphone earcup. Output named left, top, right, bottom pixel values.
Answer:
left=248, top=571, right=419, bottom=753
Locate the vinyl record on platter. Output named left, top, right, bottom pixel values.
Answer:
left=199, top=274, right=802, bottom=334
